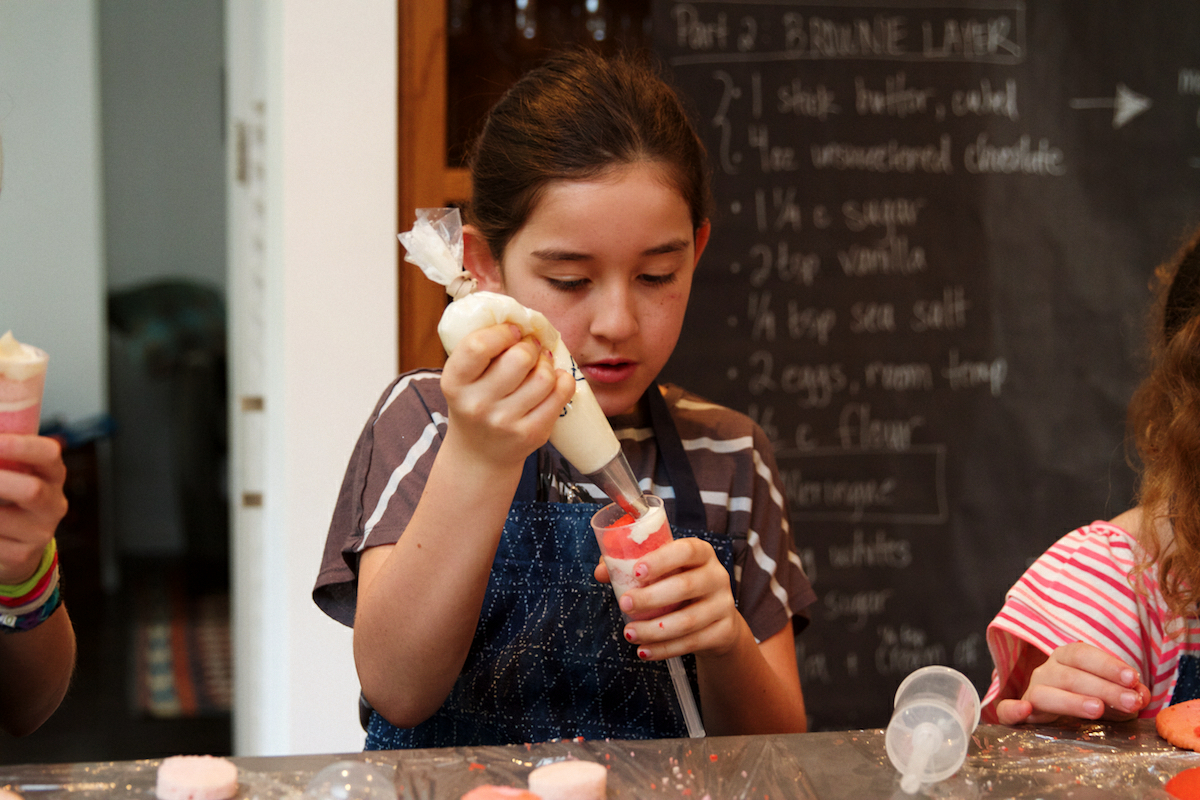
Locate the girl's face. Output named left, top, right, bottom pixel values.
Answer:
left=480, top=162, right=709, bottom=416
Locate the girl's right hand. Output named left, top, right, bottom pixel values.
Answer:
left=995, top=642, right=1150, bottom=725
left=0, top=434, right=68, bottom=586
left=440, top=323, right=575, bottom=467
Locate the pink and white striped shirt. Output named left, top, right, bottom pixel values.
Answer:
left=983, top=521, right=1200, bottom=721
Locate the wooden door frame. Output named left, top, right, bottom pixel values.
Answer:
left=397, top=0, right=471, bottom=371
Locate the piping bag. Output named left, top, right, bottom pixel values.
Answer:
left=401, top=209, right=704, bottom=737
left=399, top=207, right=647, bottom=518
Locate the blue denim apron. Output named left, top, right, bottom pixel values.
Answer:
left=1170, top=625, right=1200, bottom=705
left=364, top=384, right=733, bottom=748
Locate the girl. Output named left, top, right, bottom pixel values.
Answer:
left=984, top=224, right=1200, bottom=725
left=314, top=49, right=814, bottom=748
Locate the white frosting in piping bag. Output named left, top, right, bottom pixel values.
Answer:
left=401, top=209, right=622, bottom=477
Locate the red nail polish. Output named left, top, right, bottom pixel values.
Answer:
left=634, top=564, right=648, bottom=579
left=637, top=648, right=650, bottom=659
left=624, top=630, right=634, bottom=642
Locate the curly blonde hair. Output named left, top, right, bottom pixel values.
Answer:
left=1128, top=225, right=1200, bottom=618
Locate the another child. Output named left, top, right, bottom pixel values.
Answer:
left=314, top=49, right=815, bottom=748
left=0, top=138, right=76, bottom=736
left=0, top=429, right=74, bottom=735
left=984, top=224, right=1200, bottom=725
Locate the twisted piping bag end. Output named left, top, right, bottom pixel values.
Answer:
left=446, top=272, right=478, bottom=300
left=398, top=207, right=467, bottom=293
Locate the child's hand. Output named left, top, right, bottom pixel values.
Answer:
left=440, top=322, right=575, bottom=467
left=0, top=434, right=68, bottom=585
left=995, top=642, right=1151, bottom=725
left=598, top=537, right=740, bottom=660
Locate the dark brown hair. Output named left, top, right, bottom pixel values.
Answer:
left=465, top=48, right=712, bottom=263
left=1128, top=224, right=1200, bottom=617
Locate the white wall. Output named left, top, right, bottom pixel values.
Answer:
left=227, top=0, right=398, bottom=756
left=100, top=0, right=226, bottom=291
left=0, top=0, right=107, bottom=424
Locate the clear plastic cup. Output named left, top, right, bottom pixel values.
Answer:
left=591, top=496, right=675, bottom=620
left=590, top=495, right=705, bottom=738
left=885, top=665, right=980, bottom=793
left=0, top=335, right=48, bottom=473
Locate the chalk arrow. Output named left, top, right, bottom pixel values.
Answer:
left=1068, top=83, right=1153, bottom=128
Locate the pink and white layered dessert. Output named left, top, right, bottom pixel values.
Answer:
left=0, top=331, right=48, bottom=471
left=595, top=499, right=676, bottom=621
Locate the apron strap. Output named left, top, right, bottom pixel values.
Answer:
left=516, top=450, right=539, bottom=503
left=645, top=382, right=707, bottom=530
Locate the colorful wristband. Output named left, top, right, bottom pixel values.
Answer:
left=0, top=584, right=62, bottom=632
left=0, top=567, right=59, bottom=616
left=0, top=539, right=57, bottom=599
left=0, top=552, right=58, bottom=608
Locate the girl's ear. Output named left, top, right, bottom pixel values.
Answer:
left=693, top=221, right=711, bottom=266
left=463, top=225, right=504, bottom=292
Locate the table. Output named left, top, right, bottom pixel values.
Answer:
left=1, top=720, right=1197, bottom=799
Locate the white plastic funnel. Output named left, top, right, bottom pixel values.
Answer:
left=885, top=665, right=980, bottom=793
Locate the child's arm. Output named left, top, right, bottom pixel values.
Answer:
left=993, top=641, right=1150, bottom=725
left=598, top=538, right=807, bottom=734
left=353, top=323, right=575, bottom=729
left=0, top=433, right=75, bottom=735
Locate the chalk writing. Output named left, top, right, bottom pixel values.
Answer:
left=837, top=233, right=929, bottom=276
left=876, top=624, right=946, bottom=675
left=828, top=528, right=914, bottom=569
left=1181, top=69, right=1200, bottom=95
left=855, top=72, right=936, bottom=117
left=943, top=350, right=1008, bottom=395
left=964, top=133, right=1067, bottom=175
left=666, top=3, right=1026, bottom=66
left=825, top=588, right=894, bottom=631
left=811, top=135, right=953, bottom=173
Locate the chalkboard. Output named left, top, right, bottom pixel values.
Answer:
left=652, top=0, right=1200, bottom=730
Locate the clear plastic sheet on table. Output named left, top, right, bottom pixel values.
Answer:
left=389, top=724, right=1200, bottom=799
left=1, top=721, right=1198, bottom=799
left=388, top=736, right=815, bottom=799
left=0, top=759, right=308, bottom=800
left=944, top=722, right=1200, bottom=800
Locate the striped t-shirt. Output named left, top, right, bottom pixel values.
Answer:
left=314, top=371, right=816, bottom=643
left=983, top=520, right=1200, bottom=721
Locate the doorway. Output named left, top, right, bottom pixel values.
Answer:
left=1, top=0, right=233, bottom=763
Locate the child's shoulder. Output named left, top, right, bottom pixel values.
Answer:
left=370, top=369, right=447, bottom=424
left=1039, top=517, right=1144, bottom=573
left=659, top=383, right=770, bottom=445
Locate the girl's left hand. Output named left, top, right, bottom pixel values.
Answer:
left=594, top=537, right=739, bottom=660
left=0, top=434, right=68, bottom=585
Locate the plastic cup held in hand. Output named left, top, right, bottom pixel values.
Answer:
left=590, top=495, right=705, bottom=738
left=0, top=331, right=48, bottom=474
left=885, top=665, right=980, bottom=794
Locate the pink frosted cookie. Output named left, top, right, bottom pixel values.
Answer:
left=527, top=760, right=606, bottom=800
left=461, top=786, right=541, bottom=800
left=156, top=755, right=239, bottom=800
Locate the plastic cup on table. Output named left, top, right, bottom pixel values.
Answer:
left=590, top=495, right=706, bottom=738
left=885, top=665, right=981, bottom=794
